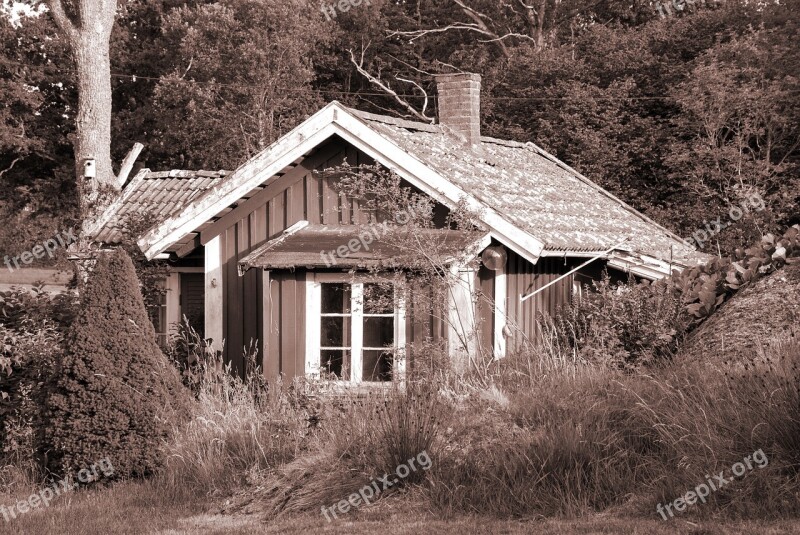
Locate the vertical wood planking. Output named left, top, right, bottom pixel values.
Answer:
left=252, top=206, right=267, bottom=369
left=269, top=272, right=281, bottom=377
left=280, top=276, right=297, bottom=377
left=476, top=265, right=494, bottom=358
left=220, top=231, right=229, bottom=359
left=260, top=270, right=273, bottom=380
left=288, top=181, right=305, bottom=226
left=304, top=174, right=321, bottom=224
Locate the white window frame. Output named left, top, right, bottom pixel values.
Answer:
left=306, top=273, right=406, bottom=384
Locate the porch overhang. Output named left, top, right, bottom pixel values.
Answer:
left=238, top=221, right=489, bottom=274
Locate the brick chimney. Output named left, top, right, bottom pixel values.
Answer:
left=434, top=73, right=482, bottom=148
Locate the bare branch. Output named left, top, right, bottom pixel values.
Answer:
left=348, top=48, right=435, bottom=124
left=46, top=0, right=79, bottom=45
left=0, top=157, right=22, bottom=179
left=454, top=0, right=511, bottom=56
left=395, top=76, right=431, bottom=117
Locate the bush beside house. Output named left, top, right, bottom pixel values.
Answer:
left=45, top=249, right=189, bottom=480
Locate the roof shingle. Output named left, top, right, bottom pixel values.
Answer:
left=94, top=169, right=228, bottom=244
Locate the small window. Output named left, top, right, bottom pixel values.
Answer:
left=147, top=278, right=168, bottom=347
left=313, top=281, right=403, bottom=383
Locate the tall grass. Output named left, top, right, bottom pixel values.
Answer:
left=156, top=326, right=312, bottom=497
left=153, top=314, right=800, bottom=522
left=428, top=336, right=800, bottom=519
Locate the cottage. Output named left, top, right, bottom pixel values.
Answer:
left=90, top=73, right=703, bottom=383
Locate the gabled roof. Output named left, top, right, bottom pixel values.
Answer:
left=351, top=109, right=703, bottom=267
left=89, top=168, right=228, bottom=244
left=120, top=101, right=703, bottom=276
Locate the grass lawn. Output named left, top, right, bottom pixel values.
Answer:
left=1, top=481, right=798, bottom=534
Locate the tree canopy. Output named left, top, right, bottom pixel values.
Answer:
left=1, top=0, right=797, bottom=254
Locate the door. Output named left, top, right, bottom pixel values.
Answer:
left=180, top=273, right=205, bottom=337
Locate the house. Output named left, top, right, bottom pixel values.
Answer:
left=91, top=73, right=704, bottom=383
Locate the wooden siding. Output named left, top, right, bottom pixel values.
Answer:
left=212, top=137, right=450, bottom=380
left=179, top=273, right=205, bottom=336
left=403, top=282, right=447, bottom=372
left=504, top=251, right=574, bottom=352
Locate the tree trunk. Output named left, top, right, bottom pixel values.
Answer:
left=74, top=30, right=116, bottom=196
left=47, top=0, right=119, bottom=214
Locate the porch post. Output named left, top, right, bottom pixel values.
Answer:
left=494, top=267, right=507, bottom=359
left=447, top=265, right=478, bottom=374
left=204, top=235, right=224, bottom=352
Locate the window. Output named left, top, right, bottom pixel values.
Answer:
left=308, top=278, right=405, bottom=383
left=147, top=278, right=168, bottom=347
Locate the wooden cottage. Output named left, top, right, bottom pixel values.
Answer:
left=91, top=73, right=704, bottom=383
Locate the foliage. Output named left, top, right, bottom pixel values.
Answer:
left=325, top=381, right=446, bottom=482
left=147, top=0, right=333, bottom=170
left=0, top=323, right=61, bottom=486
left=674, top=225, right=800, bottom=322
left=45, top=249, right=190, bottom=481
left=0, top=286, right=76, bottom=488
left=546, top=274, right=688, bottom=368
left=164, top=317, right=268, bottom=400
left=159, top=352, right=306, bottom=497
left=531, top=225, right=800, bottom=369
left=0, top=284, right=77, bottom=334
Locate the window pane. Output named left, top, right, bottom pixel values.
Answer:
left=363, top=283, right=394, bottom=314
left=321, top=316, right=350, bottom=348
left=363, top=350, right=393, bottom=382
left=363, top=316, right=394, bottom=348
left=321, top=283, right=351, bottom=314
left=321, top=350, right=350, bottom=380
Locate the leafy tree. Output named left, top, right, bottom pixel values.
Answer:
left=666, top=24, right=800, bottom=244
left=46, top=248, right=189, bottom=480
left=145, top=0, right=334, bottom=170
left=0, top=11, right=78, bottom=222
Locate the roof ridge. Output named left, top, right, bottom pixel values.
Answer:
left=144, top=169, right=230, bottom=179
left=346, top=107, right=440, bottom=133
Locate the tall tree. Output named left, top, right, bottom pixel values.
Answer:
left=46, top=0, right=119, bottom=201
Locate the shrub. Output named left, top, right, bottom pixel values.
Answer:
left=545, top=275, right=688, bottom=368
left=0, top=287, right=76, bottom=489
left=0, top=284, right=77, bottom=334
left=45, top=249, right=190, bottom=481
left=0, top=323, right=62, bottom=489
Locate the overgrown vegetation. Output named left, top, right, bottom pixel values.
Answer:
left=0, top=286, right=77, bottom=490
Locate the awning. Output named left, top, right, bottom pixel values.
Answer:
left=238, top=221, right=489, bottom=273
